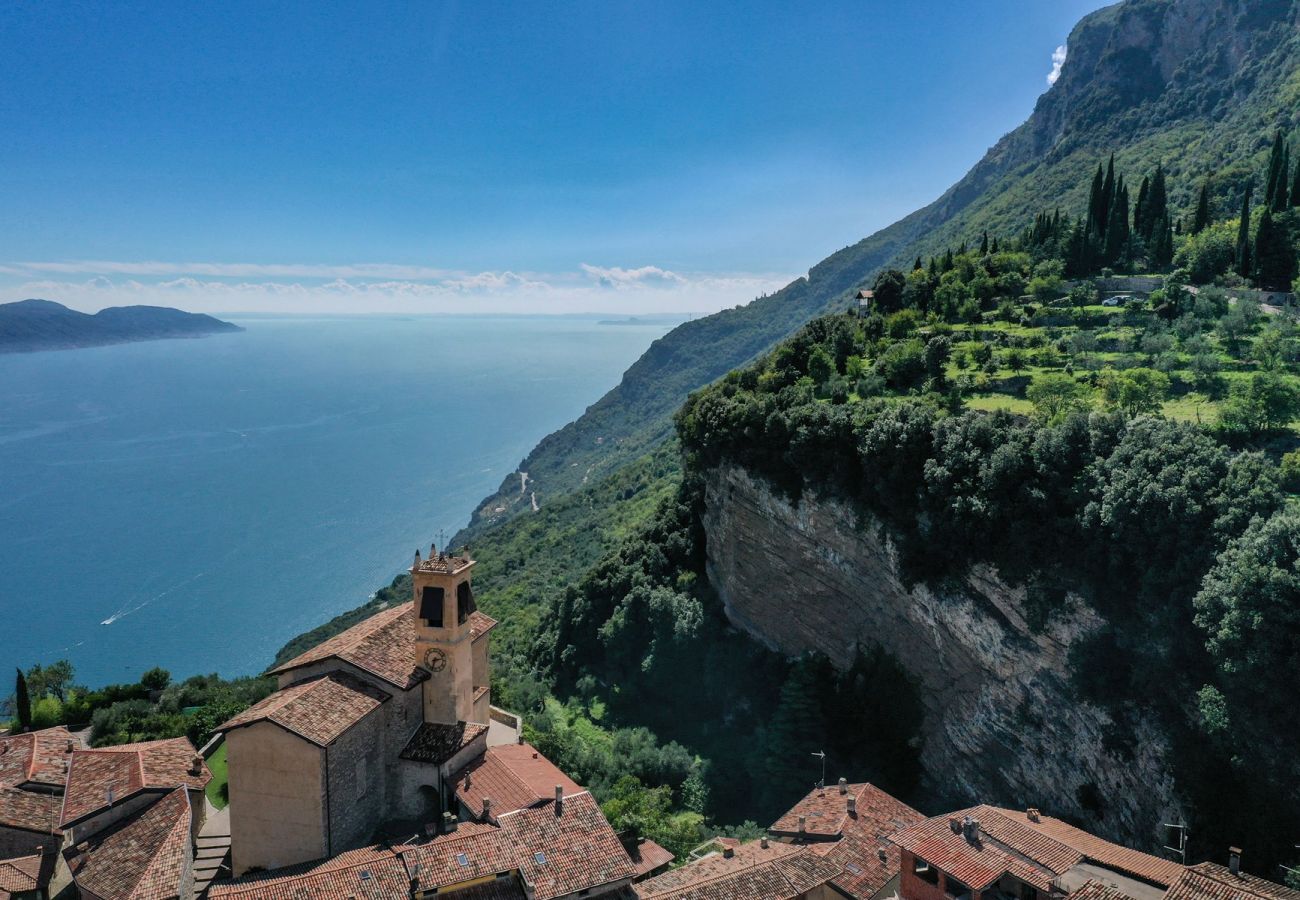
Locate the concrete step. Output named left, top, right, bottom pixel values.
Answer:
left=196, top=834, right=230, bottom=845
left=196, top=846, right=229, bottom=861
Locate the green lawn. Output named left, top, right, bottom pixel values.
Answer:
left=965, top=394, right=1035, bottom=414
left=205, top=743, right=228, bottom=810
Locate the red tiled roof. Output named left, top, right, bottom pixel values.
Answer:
left=0, top=786, right=60, bottom=834
left=0, top=727, right=83, bottom=789
left=771, top=781, right=924, bottom=841
left=627, top=838, right=675, bottom=878
left=61, top=738, right=209, bottom=827
left=269, top=601, right=425, bottom=690
left=992, top=807, right=1184, bottom=887
left=0, top=851, right=54, bottom=897
left=892, top=808, right=1072, bottom=892
left=634, top=841, right=841, bottom=900
left=469, top=610, right=498, bottom=641
left=453, top=742, right=582, bottom=820
left=499, top=790, right=638, bottom=900
left=209, top=845, right=410, bottom=900
left=218, top=674, right=388, bottom=746
left=1166, top=863, right=1300, bottom=900
left=817, top=832, right=902, bottom=899
left=65, top=787, right=192, bottom=900
left=400, top=721, right=487, bottom=765
left=398, top=822, right=519, bottom=892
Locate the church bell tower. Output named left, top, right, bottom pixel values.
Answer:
left=410, top=544, right=478, bottom=725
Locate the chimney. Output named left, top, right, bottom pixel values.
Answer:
left=970, top=817, right=981, bottom=843
left=760, top=837, right=769, bottom=849
left=442, top=811, right=457, bottom=834
left=1229, top=848, right=1242, bottom=876
left=847, top=796, right=858, bottom=816
left=430, top=542, right=437, bottom=558
left=798, top=815, right=806, bottom=837
left=465, top=772, right=472, bottom=790
left=950, top=818, right=962, bottom=834
left=190, top=754, right=204, bottom=776
left=65, top=739, right=75, bottom=754
left=839, top=777, right=848, bottom=795
left=723, top=846, right=735, bottom=859
left=1027, top=807, right=1040, bottom=822
left=555, top=785, right=564, bottom=815
left=482, top=797, right=492, bottom=820
left=414, top=549, right=422, bottom=568
left=878, top=847, right=888, bottom=863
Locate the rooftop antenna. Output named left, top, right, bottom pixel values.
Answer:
left=811, top=750, right=826, bottom=789
left=1162, top=821, right=1188, bottom=865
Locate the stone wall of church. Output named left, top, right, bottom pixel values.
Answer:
left=382, top=686, right=428, bottom=822
left=228, top=722, right=325, bottom=875
left=325, top=706, right=387, bottom=854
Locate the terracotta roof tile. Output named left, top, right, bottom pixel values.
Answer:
left=771, top=781, right=924, bottom=841
left=218, top=674, right=388, bottom=746
left=499, top=790, right=637, bottom=900
left=0, top=787, right=61, bottom=835
left=209, top=845, right=410, bottom=900
left=627, top=838, right=675, bottom=878
left=0, top=726, right=83, bottom=789
left=1166, top=863, right=1300, bottom=900
left=820, top=832, right=903, bottom=899
left=893, top=808, right=1072, bottom=892
left=61, top=738, right=209, bottom=827
left=453, top=742, right=582, bottom=820
left=400, top=721, right=486, bottom=765
left=65, top=787, right=192, bottom=900
left=270, top=601, right=426, bottom=690
left=0, top=851, right=54, bottom=897
left=992, top=807, right=1184, bottom=887
left=469, top=610, right=498, bottom=641
left=398, top=823, right=519, bottom=892
left=634, top=841, right=840, bottom=900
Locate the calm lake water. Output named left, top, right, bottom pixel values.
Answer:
left=0, top=315, right=673, bottom=686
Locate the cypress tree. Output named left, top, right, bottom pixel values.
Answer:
left=979, top=231, right=989, bottom=255
left=1291, top=156, right=1300, bottom=208
left=1100, top=155, right=1116, bottom=238
left=1104, top=182, right=1130, bottom=267
left=15, top=668, right=31, bottom=732
left=942, top=249, right=954, bottom=272
left=1253, top=207, right=1295, bottom=290
left=1236, top=185, right=1254, bottom=278
left=1277, top=144, right=1291, bottom=210
left=1147, top=163, right=1168, bottom=240
left=1134, top=176, right=1151, bottom=238
left=957, top=240, right=968, bottom=255
left=1265, top=131, right=1287, bottom=209
left=1192, top=180, right=1212, bottom=233
left=1088, top=164, right=1106, bottom=239
left=1152, top=215, right=1174, bottom=269
left=762, top=659, right=831, bottom=804
left=991, top=236, right=1000, bottom=254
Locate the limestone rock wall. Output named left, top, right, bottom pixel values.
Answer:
left=702, top=463, right=1183, bottom=849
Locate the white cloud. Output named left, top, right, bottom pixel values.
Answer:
left=580, top=264, right=688, bottom=289
left=12, top=260, right=458, bottom=280
left=1047, top=43, right=1067, bottom=85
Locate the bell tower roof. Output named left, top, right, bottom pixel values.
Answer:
left=411, top=544, right=475, bottom=577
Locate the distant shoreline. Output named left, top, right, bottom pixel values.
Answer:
left=0, top=299, right=243, bottom=354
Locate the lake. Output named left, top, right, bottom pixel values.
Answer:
left=0, top=315, right=674, bottom=686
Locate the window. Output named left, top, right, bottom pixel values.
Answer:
left=420, top=586, right=444, bottom=627
left=914, top=859, right=939, bottom=885
left=457, top=580, right=476, bottom=624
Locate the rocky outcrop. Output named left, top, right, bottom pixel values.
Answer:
left=702, top=463, right=1183, bottom=849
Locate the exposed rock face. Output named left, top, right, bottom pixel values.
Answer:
left=702, top=463, right=1183, bottom=849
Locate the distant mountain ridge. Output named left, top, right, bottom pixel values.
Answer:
left=0, top=299, right=242, bottom=352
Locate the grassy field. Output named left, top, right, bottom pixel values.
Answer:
left=205, top=742, right=228, bottom=810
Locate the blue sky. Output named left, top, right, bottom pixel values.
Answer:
left=0, top=1, right=1107, bottom=314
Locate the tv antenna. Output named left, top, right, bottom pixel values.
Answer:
left=811, top=750, right=826, bottom=789
left=1162, top=821, right=1188, bottom=864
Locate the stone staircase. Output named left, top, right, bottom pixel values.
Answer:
left=193, top=805, right=231, bottom=898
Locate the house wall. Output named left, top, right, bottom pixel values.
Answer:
left=472, top=637, right=489, bottom=691
left=62, top=792, right=158, bottom=846
left=227, top=722, right=325, bottom=875
left=900, top=850, right=980, bottom=900
left=383, top=687, right=429, bottom=823
left=324, top=708, right=387, bottom=854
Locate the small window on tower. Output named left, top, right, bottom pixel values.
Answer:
left=420, top=586, right=444, bottom=627
left=457, top=580, right=476, bottom=624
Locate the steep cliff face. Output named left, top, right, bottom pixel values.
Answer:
left=702, top=463, right=1182, bottom=849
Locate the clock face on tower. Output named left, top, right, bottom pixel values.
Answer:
left=423, top=648, right=447, bottom=673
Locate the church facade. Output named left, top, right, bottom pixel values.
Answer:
left=219, top=546, right=511, bottom=875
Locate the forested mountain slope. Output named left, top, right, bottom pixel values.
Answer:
left=459, top=0, right=1300, bottom=542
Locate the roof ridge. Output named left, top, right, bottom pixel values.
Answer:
left=639, top=846, right=801, bottom=898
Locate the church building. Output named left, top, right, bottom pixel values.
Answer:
left=219, top=545, right=513, bottom=875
